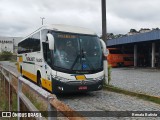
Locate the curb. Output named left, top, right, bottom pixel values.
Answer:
left=103, top=85, right=160, bottom=105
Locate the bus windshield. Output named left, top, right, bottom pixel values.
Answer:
left=52, top=32, right=103, bottom=73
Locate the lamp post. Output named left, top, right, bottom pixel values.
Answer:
left=40, top=17, right=45, bottom=25
left=101, top=0, right=107, bottom=44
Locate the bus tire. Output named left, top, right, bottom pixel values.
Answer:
left=37, top=72, right=42, bottom=88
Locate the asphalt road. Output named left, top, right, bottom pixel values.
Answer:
left=1, top=61, right=160, bottom=120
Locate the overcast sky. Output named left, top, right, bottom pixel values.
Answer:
left=1, top=0, right=160, bottom=37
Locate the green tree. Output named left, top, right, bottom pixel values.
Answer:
left=0, top=51, right=13, bottom=61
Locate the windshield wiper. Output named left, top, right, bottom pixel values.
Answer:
left=70, top=49, right=95, bottom=71
left=70, top=54, right=81, bottom=70
left=81, top=49, right=95, bottom=71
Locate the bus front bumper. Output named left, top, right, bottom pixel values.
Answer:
left=52, top=78, right=104, bottom=93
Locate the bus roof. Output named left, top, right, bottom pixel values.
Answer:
left=19, top=24, right=97, bottom=44
left=42, top=24, right=96, bottom=35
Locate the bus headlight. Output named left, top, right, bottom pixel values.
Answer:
left=58, top=86, right=64, bottom=91
left=54, top=75, right=104, bottom=82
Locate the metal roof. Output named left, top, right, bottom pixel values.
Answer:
left=107, top=29, right=160, bottom=46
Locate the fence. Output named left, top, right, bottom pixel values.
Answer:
left=0, top=64, right=85, bottom=120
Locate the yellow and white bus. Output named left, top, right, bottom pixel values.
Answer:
left=17, top=24, right=108, bottom=93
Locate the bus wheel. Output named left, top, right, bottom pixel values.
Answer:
left=37, top=73, right=42, bottom=88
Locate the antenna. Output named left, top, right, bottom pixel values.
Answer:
left=40, top=17, right=45, bottom=25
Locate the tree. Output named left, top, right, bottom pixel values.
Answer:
left=130, top=29, right=137, bottom=33
left=0, top=51, right=13, bottom=61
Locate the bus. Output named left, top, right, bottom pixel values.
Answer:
left=17, top=24, right=108, bottom=93
left=107, top=48, right=134, bottom=67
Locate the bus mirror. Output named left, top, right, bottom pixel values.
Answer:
left=47, top=33, right=54, bottom=50
left=104, top=49, right=109, bottom=57
left=106, top=49, right=109, bottom=56
left=100, top=39, right=108, bottom=56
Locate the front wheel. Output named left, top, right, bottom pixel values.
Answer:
left=37, top=73, right=42, bottom=88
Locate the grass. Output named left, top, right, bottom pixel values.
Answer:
left=0, top=71, right=48, bottom=116
left=25, top=91, right=46, bottom=110
left=104, top=84, right=160, bottom=105
left=0, top=74, right=17, bottom=120
left=12, top=92, right=18, bottom=111
left=22, top=83, right=47, bottom=110
left=108, top=64, right=112, bottom=85
left=22, top=84, right=48, bottom=117
left=10, top=59, right=17, bottom=62
left=0, top=75, right=7, bottom=111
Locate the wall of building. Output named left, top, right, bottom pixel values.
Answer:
left=0, top=40, right=13, bottom=53
left=0, top=36, right=22, bottom=54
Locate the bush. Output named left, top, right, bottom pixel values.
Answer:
left=108, top=64, right=112, bottom=85
left=0, top=51, right=13, bottom=61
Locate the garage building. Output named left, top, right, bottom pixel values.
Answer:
left=106, top=29, right=160, bottom=68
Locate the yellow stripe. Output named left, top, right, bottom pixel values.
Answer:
left=17, top=56, right=22, bottom=72
left=18, top=56, right=23, bottom=62
left=22, top=70, right=37, bottom=83
left=76, top=75, right=86, bottom=80
left=21, top=70, right=52, bottom=92
left=41, top=78, right=52, bottom=92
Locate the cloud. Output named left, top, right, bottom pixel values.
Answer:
left=0, top=0, right=160, bottom=37
left=107, top=0, right=160, bottom=20
left=107, top=0, right=160, bottom=33
left=0, top=0, right=102, bottom=36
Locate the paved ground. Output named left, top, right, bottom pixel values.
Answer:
left=111, top=67, right=160, bottom=97
left=0, top=61, right=20, bottom=76
left=1, top=61, right=160, bottom=120
left=58, top=91, right=160, bottom=120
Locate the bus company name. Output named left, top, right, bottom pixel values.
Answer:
left=26, top=57, right=35, bottom=62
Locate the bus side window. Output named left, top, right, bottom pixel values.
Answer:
left=43, top=42, right=51, bottom=65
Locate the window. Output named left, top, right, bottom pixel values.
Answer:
left=43, top=42, right=51, bottom=65
left=18, top=32, right=40, bottom=54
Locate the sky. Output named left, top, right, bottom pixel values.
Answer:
left=0, top=0, right=160, bottom=37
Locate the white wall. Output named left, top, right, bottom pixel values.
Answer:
left=0, top=36, right=22, bottom=53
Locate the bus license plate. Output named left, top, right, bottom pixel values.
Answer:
left=79, top=86, right=87, bottom=90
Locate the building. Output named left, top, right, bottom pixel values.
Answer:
left=0, top=36, right=22, bottom=54
left=139, top=28, right=151, bottom=33
left=107, top=28, right=160, bottom=68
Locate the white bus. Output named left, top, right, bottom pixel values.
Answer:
left=17, top=24, right=108, bottom=93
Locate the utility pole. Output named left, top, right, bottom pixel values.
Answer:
left=40, top=17, right=45, bottom=25
left=102, top=0, right=107, bottom=44
left=101, top=0, right=108, bottom=84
